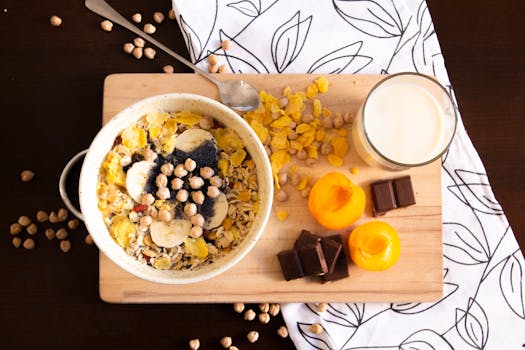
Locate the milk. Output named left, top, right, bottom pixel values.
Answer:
left=352, top=74, right=456, bottom=170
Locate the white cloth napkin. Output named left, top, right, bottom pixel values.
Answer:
left=172, top=0, right=525, bottom=348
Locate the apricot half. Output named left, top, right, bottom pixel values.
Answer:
left=308, top=172, right=365, bottom=230
left=348, top=221, right=401, bottom=271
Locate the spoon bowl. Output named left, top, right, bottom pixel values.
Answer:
left=85, top=0, right=260, bottom=112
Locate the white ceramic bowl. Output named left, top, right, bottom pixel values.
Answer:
left=79, top=93, right=273, bottom=284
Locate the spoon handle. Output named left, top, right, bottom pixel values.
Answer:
left=84, top=0, right=219, bottom=84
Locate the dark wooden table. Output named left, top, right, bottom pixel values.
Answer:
left=1, top=1, right=523, bottom=349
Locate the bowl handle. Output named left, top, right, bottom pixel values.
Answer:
left=59, top=149, right=88, bottom=221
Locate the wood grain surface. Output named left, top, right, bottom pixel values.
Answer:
left=100, top=73, right=443, bottom=303
left=1, top=0, right=523, bottom=349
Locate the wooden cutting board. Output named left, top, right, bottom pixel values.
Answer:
left=99, top=73, right=443, bottom=303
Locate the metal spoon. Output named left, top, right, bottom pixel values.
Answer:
left=85, top=0, right=260, bottom=112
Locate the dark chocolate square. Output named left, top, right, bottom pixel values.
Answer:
left=297, top=243, right=328, bottom=276
left=322, top=235, right=349, bottom=283
left=294, top=229, right=322, bottom=248
left=277, top=249, right=304, bottom=281
left=371, top=180, right=397, bottom=216
left=321, top=237, right=342, bottom=273
left=393, top=176, right=416, bottom=207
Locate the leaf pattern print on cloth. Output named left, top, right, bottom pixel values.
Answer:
left=171, top=0, right=525, bottom=348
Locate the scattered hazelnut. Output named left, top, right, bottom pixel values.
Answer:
left=188, top=339, right=200, bottom=350
left=67, top=219, right=80, bottom=230
left=45, top=228, right=56, bottom=240
left=26, top=223, right=38, bottom=235
left=209, top=176, right=223, bottom=188
left=56, top=228, right=68, bottom=240
left=302, top=114, right=314, bottom=123
left=168, top=9, right=176, bottom=20
left=277, top=326, right=289, bottom=338
left=259, top=303, right=269, bottom=313
left=144, top=47, right=156, bottom=59
left=132, top=47, right=143, bottom=59
left=60, top=240, right=71, bottom=253
left=291, top=173, right=301, bottom=186
left=246, top=330, right=259, bottom=343
left=189, top=176, right=204, bottom=189
left=300, top=187, right=311, bottom=198
left=198, top=117, right=213, bottom=130
left=139, top=215, right=153, bottom=229
left=153, top=11, right=165, bottom=24
left=208, top=64, right=219, bottom=74
left=199, top=166, right=214, bottom=179
left=10, top=223, right=22, bottom=235
left=229, top=347, right=239, bottom=350
left=143, top=23, right=156, bottom=34
left=191, top=191, right=205, bottom=205
left=36, top=210, right=49, bottom=222
left=133, top=37, right=145, bottom=48
left=316, top=303, right=329, bottom=313
left=221, top=39, right=232, bottom=51
left=207, top=186, right=221, bottom=199
left=141, top=193, right=155, bottom=206
left=244, top=309, right=256, bottom=321
left=156, top=187, right=171, bottom=200
left=23, top=238, right=35, bottom=250
left=57, top=208, right=68, bottom=222
left=12, top=237, right=22, bottom=248
left=320, top=143, right=332, bottom=156
left=233, top=302, right=245, bottom=313
left=343, top=112, right=353, bottom=124
left=158, top=209, right=171, bottom=223
left=123, top=42, right=134, bottom=54
left=20, top=169, right=35, bottom=182
left=190, top=226, right=203, bottom=238
left=275, top=190, right=288, bottom=202
left=100, top=20, right=113, bottom=32
left=277, top=173, right=288, bottom=186
left=18, top=216, right=31, bottom=227
left=321, top=116, right=333, bottom=129
left=217, top=64, right=228, bottom=74
left=269, top=303, right=280, bottom=316
left=171, top=177, right=184, bottom=190
left=184, top=203, right=197, bottom=217
left=190, top=214, right=204, bottom=227
left=258, top=312, right=270, bottom=324
left=310, top=323, right=323, bottom=334
left=207, top=54, right=218, bottom=65
left=305, top=158, right=317, bottom=167
left=50, top=15, right=62, bottom=27
left=220, top=336, right=232, bottom=348
left=85, top=234, right=94, bottom=245
left=184, top=158, right=197, bottom=172
left=278, top=97, right=288, bottom=109
left=176, top=189, right=189, bottom=203
left=156, top=174, right=168, bottom=188
left=174, top=164, right=188, bottom=178
left=163, top=65, right=174, bottom=73
left=131, top=13, right=142, bottom=23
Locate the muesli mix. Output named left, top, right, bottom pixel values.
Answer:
left=97, top=110, right=259, bottom=270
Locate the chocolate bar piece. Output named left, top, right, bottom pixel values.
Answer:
left=321, top=237, right=343, bottom=273
left=393, top=176, right=416, bottom=207
left=371, top=180, right=397, bottom=216
left=322, top=235, right=349, bottom=283
left=297, top=243, right=328, bottom=276
left=277, top=249, right=304, bottom=281
left=294, top=229, right=322, bottom=248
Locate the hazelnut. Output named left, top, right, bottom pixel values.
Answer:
left=316, top=303, right=329, bottom=313
left=171, top=177, right=184, bottom=190
left=100, top=20, right=113, bottom=32
left=176, top=189, right=189, bottom=203
left=45, top=228, right=56, bottom=240
left=188, top=339, right=200, bottom=350
left=259, top=303, right=269, bottom=313
left=144, top=47, right=156, bottom=59
left=229, top=347, right=239, bottom=350
left=244, top=309, right=256, bottom=321
left=60, top=240, right=71, bottom=253
left=221, top=40, right=232, bottom=51
left=57, top=208, right=68, bottom=222
left=85, top=234, right=94, bottom=245
left=26, top=223, right=38, bottom=235
left=12, top=237, right=22, bottom=248
left=50, top=15, right=62, bottom=27
left=233, top=302, right=245, bottom=313
left=56, top=228, right=68, bottom=240
left=23, top=238, right=35, bottom=250
left=156, top=174, right=168, bottom=188
left=220, top=336, right=232, bottom=348
left=198, top=117, right=213, bottom=130
left=123, top=42, right=134, bottom=54
left=132, top=47, right=143, bottom=59
left=67, top=219, right=80, bottom=230
left=278, top=97, right=288, bottom=109
left=190, top=226, right=203, bottom=238
left=320, top=143, right=332, bottom=156
left=300, top=187, right=311, bottom=198
left=168, top=9, right=176, bottom=20
left=208, top=64, right=218, bottom=74
left=133, top=37, right=145, bottom=48
left=191, top=191, right=205, bottom=205
left=190, top=214, right=204, bottom=227
left=275, top=190, right=288, bottom=202
left=184, top=203, right=197, bottom=217
left=184, top=158, right=197, bottom=172
left=158, top=209, right=171, bottom=223
left=18, top=216, right=31, bottom=226
left=209, top=176, right=223, bottom=188
left=207, top=186, right=221, bottom=199
left=305, top=158, right=317, bottom=167
left=277, top=326, right=288, bottom=338
left=20, top=169, right=35, bottom=182
left=343, top=112, right=353, bottom=124
left=153, top=12, right=165, bottom=24
left=163, top=65, right=174, bottom=73
left=246, top=330, right=259, bottom=343
left=199, top=166, right=214, bottom=179
left=189, top=176, right=204, bottom=189
left=258, top=312, right=270, bottom=324
left=207, top=54, right=218, bottom=65
left=277, top=173, right=288, bottom=186
left=143, top=23, right=156, bottom=34
left=310, top=323, right=323, bottom=334
left=269, top=303, right=280, bottom=316
left=333, top=114, right=344, bottom=128
left=131, top=13, right=142, bottom=23
left=141, top=193, right=155, bottom=206
left=321, top=116, right=333, bottom=129
left=217, top=64, right=228, bottom=73
left=36, top=210, right=49, bottom=222
left=156, top=187, right=171, bottom=200
left=10, top=223, right=23, bottom=235
left=174, top=164, right=188, bottom=178
left=139, top=215, right=153, bottom=229
left=302, top=114, right=314, bottom=123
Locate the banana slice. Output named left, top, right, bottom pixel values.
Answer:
left=173, top=129, right=216, bottom=153
left=203, top=192, right=229, bottom=230
left=149, top=219, right=192, bottom=248
left=125, top=160, right=156, bottom=202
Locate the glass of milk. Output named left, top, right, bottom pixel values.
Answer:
left=352, top=73, right=457, bottom=170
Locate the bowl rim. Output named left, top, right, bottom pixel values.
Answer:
left=79, top=92, right=273, bottom=284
